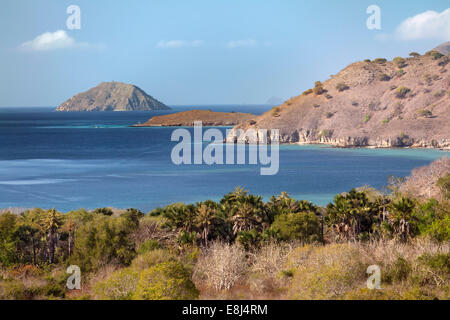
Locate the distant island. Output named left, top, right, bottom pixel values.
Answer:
left=56, top=82, right=170, bottom=112
left=266, top=96, right=285, bottom=105
left=227, top=42, right=450, bottom=149
left=132, top=109, right=256, bottom=127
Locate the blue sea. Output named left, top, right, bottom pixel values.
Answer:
left=0, top=105, right=448, bottom=212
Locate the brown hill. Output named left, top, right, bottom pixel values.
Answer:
left=226, top=45, right=450, bottom=149
left=133, top=109, right=255, bottom=127
left=56, top=82, right=170, bottom=111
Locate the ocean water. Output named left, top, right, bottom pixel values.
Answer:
left=0, top=106, right=448, bottom=212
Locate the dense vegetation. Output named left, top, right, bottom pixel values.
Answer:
left=0, top=162, right=449, bottom=300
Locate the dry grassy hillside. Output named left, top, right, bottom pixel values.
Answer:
left=227, top=47, right=450, bottom=149
left=133, top=109, right=255, bottom=127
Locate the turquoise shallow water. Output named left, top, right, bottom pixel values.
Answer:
left=0, top=106, right=448, bottom=212
left=280, top=144, right=449, bottom=161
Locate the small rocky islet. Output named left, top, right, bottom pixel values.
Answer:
left=56, top=81, right=170, bottom=112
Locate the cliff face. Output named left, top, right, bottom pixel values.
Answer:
left=56, top=82, right=170, bottom=111
left=133, top=109, right=255, bottom=127
left=227, top=45, right=450, bottom=149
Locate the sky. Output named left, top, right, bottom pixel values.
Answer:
left=0, top=0, right=449, bottom=107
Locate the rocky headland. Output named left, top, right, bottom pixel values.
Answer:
left=226, top=43, right=450, bottom=149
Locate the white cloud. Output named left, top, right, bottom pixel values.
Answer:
left=156, top=40, right=204, bottom=48
left=20, top=30, right=91, bottom=51
left=395, top=8, right=450, bottom=41
left=226, top=39, right=258, bottom=48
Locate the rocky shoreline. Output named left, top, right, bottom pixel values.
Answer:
left=225, top=127, right=450, bottom=150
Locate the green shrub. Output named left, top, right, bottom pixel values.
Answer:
left=39, top=279, right=66, bottom=298
left=426, top=50, right=444, bottom=60
left=423, top=73, right=432, bottom=83
left=94, top=268, right=139, bottom=300
left=418, top=253, right=450, bottom=275
left=237, top=229, right=262, bottom=251
left=433, top=90, right=445, bottom=98
left=318, top=129, right=332, bottom=138
left=271, top=107, right=281, bottom=117
left=325, top=112, right=334, bottom=118
left=281, top=269, right=295, bottom=277
left=437, top=174, right=450, bottom=199
left=70, top=215, right=137, bottom=272
left=288, top=244, right=365, bottom=299
left=302, top=89, right=313, bottom=96
left=131, top=249, right=175, bottom=270
left=409, top=52, right=420, bottom=57
left=415, top=253, right=450, bottom=286
left=382, top=119, right=389, bottom=124
left=137, top=240, right=161, bottom=255
left=395, top=86, right=411, bottom=98
left=0, top=212, right=19, bottom=267
left=285, top=98, right=294, bottom=106
left=416, top=109, right=432, bottom=118
left=313, top=86, right=325, bottom=95
left=364, top=59, right=371, bottom=63
left=363, top=114, right=371, bottom=123
left=177, top=231, right=197, bottom=246
left=374, top=58, right=387, bottom=64
left=437, top=55, right=449, bottom=66
left=0, top=279, right=30, bottom=300
left=313, top=81, right=325, bottom=95
left=133, top=261, right=199, bottom=300
left=93, top=207, right=114, bottom=216
left=270, top=212, right=320, bottom=242
left=383, top=257, right=411, bottom=284
left=377, top=73, right=390, bottom=81
left=336, top=82, right=349, bottom=92
left=393, top=57, right=406, bottom=68
left=423, top=216, right=450, bottom=242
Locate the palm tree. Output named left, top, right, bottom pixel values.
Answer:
left=220, top=186, right=248, bottom=207
left=195, top=204, right=216, bottom=246
left=326, top=189, right=376, bottom=240
left=231, top=202, right=262, bottom=235
left=388, top=197, right=416, bottom=242
left=164, top=203, right=196, bottom=233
